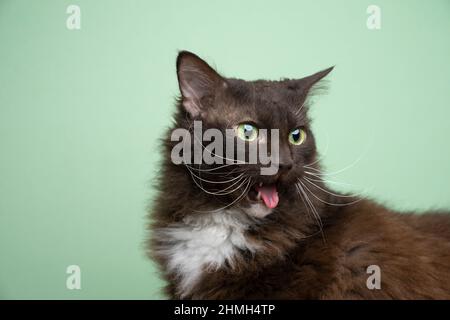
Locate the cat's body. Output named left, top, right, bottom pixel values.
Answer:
left=148, top=51, right=450, bottom=299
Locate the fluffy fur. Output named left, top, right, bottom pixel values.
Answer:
left=148, top=51, right=450, bottom=299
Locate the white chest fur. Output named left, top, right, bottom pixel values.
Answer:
left=154, top=210, right=257, bottom=297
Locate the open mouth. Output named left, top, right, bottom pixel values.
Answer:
left=247, top=182, right=279, bottom=209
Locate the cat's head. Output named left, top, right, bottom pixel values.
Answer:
left=171, top=51, right=332, bottom=218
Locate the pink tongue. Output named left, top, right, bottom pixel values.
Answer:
left=255, top=184, right=279, bottom=209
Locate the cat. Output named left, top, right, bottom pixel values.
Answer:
left=148, top=51, right=450, bottom=299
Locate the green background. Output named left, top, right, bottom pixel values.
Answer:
left=0, top=0, right=449, bottom=299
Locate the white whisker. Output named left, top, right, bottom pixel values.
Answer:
left=194, top=178, right=253, bottom=213
left=186, top=168, right=245, bottom=184
left=295, top=182, right=326, bottom=243
left=185, top=165, right=248, bottom=196
left=185, top=163, right=239, bottom=173
left=303, top=175, right=357, bottom=188
left=304, top=145, right=370, bottom=177
left=303, top=177, right=363, bottom=198
left=299, top=180, right=365, bottom=207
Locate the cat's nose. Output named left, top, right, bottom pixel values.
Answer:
left=278, top=161, right=293, bottom=172
left=275, top=145, right=294, bottom=174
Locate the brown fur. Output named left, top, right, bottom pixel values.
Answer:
left=147, top=51, right=450, bottom=299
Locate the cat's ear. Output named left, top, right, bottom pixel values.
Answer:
left=292, top=66, right=334, bottom=96
left=304, top=67, right=334, bottom=87
left=299, top=66, right=334, bottom=94
left=176, top=51, right=225, bottom=117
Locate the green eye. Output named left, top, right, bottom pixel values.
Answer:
left=236, top=123, right=259, bottom=141
left=289, top=128, right=306, bottom=145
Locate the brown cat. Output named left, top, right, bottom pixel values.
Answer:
left=148, top=51, right=450, bottom=299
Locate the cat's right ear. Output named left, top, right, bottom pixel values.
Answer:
left=176, top=51, right=225, bottom=118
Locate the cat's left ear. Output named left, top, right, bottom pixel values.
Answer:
left=304, top=66, right=334, bottom=87
left=293, top=66, right=334, bottom=95
left=176, top=51, right=226, bottom=118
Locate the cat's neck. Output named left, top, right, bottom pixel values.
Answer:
left=151, top=157, right=342, bottom=297
left=152, top=190, right=328, bottom=298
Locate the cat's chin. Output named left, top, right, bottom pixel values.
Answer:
left=241, top=201, right=274, bottom=219
left=242, top=183, right=278, bottom=218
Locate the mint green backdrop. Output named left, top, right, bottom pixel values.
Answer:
left=0, top=0, right=449, bottom=299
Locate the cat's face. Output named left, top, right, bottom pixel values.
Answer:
left=173, top=51, right=332, bottom=217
